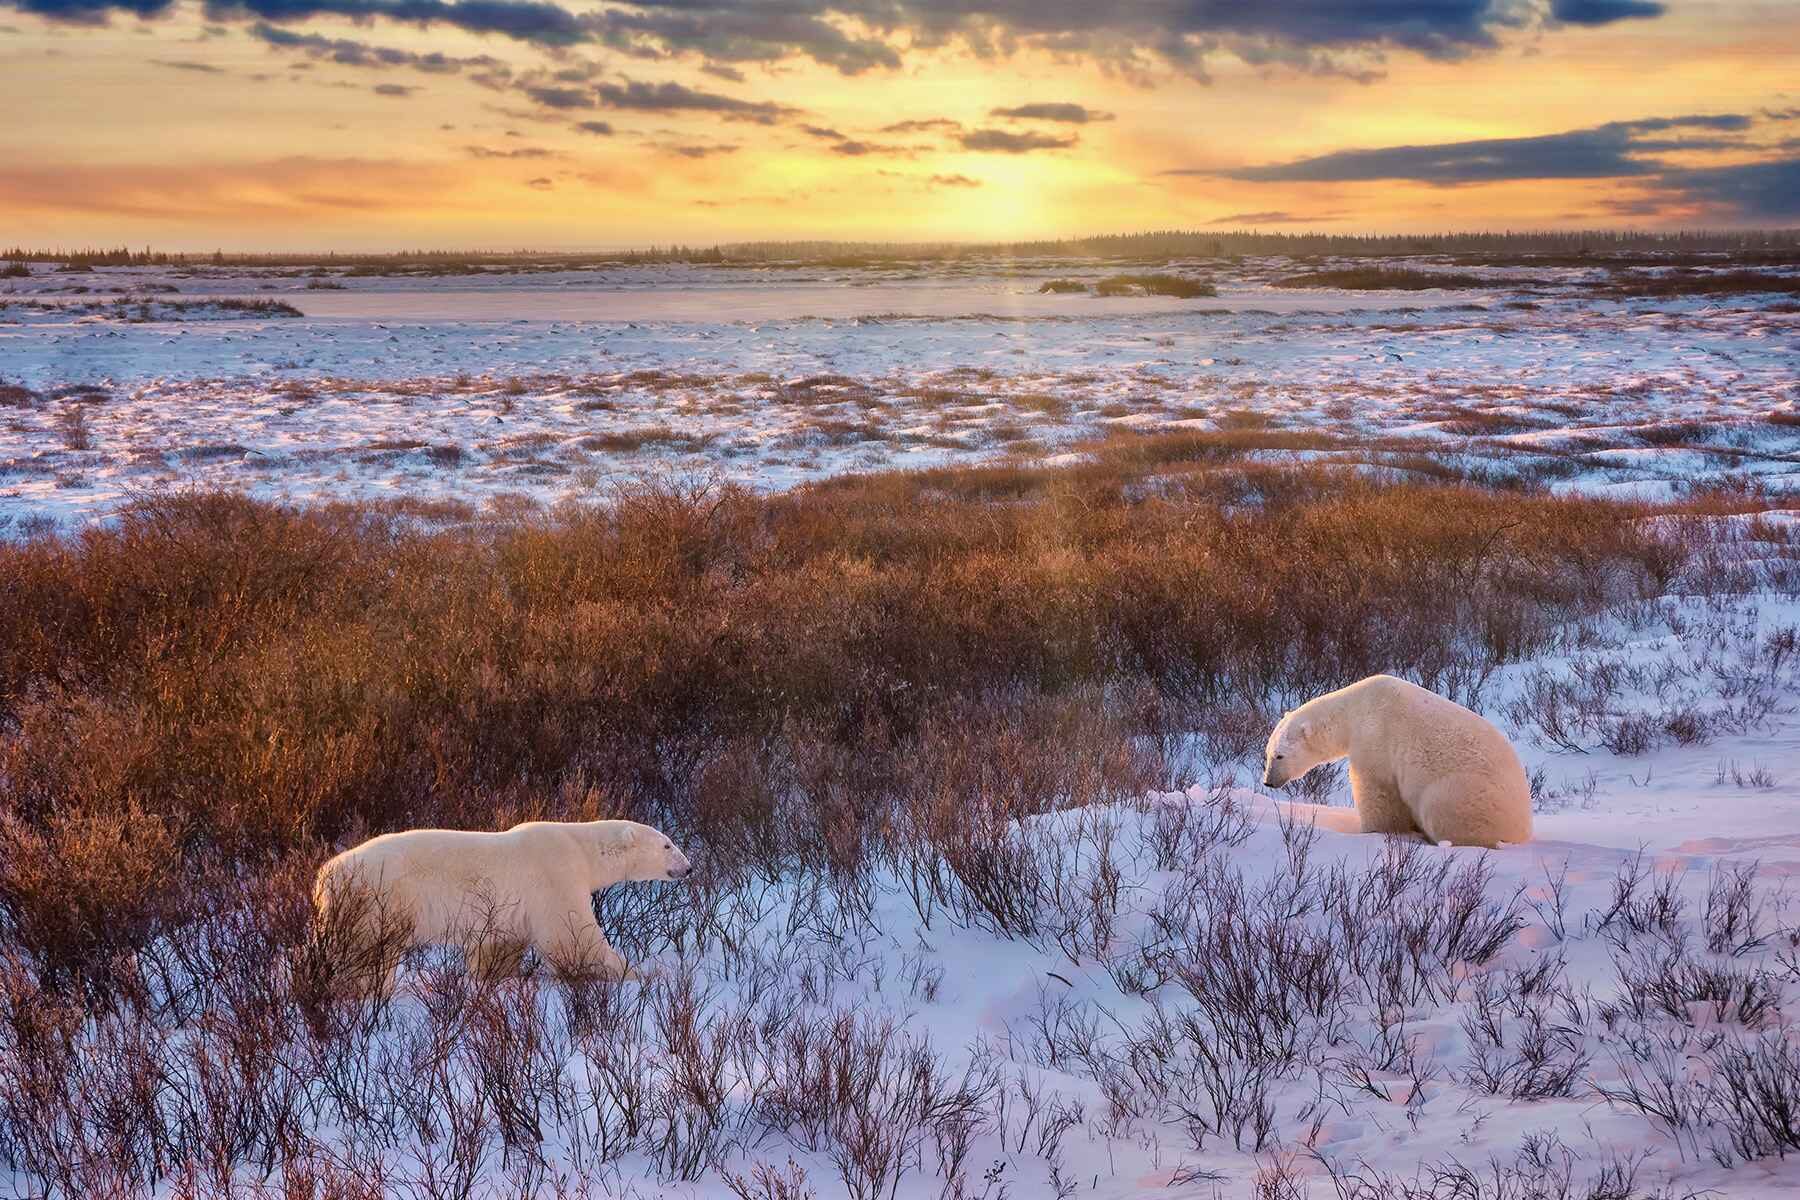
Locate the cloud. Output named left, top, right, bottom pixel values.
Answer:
left=666, top=142, right=738, bottom=158
left=525, top=175, right=554, bottom=189
left=699, top=62, right=744, bottom=82
left=574, top=120, right=613, bottom=135
left=880, top=117, right=962, bottom=135
left=583, top=5, right=899, bottom=75
left=6, top=0, right=1666, bottom=83
left=205, top=0, right=587, bottom=44
left=1550, top=0, right=1665, bottom=25
left=523, top=84, right=593, bottom=109
left=0, top=156, right=468, bottom=221
left=248, top=22, right=509, bottom=74
left=800, top=124, right=845, bottom=140
left=371, top=81, right=413, bottom=95
left=1657, top=157, right=1800, bottom=221
left=465, top=144, right=556, bottom=158
left=568, top=0, right=1580, bottom=79
left=990, top=102, right=1112, bottom=124
left=929, top=173, right=981, bottom=187
left=149, top=57, right=225, bottom=71
left=958, top=127, right=1077, bottom=153
left=594, top=78, right=796, bottom=124
left=1170, top=109, right=1798, bottom=222
left=830, top=139, right=915, bottom=156
left=1206, top=209, right=1342, bottom=224
left=1186, top=114, right=1756, bottom=185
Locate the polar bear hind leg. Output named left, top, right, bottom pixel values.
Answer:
left=1414, top=771, right=1522, bottom=849
left=1348, top=764, right=1421, bottom=837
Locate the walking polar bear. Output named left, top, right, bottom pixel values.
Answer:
left=1263, top=674, right=1531, bottom=848
left=313, top=819, right=690, bottom=995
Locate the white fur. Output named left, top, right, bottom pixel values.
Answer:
left=313, top=819, right=690, bottom=993
left=1263, top=675, right=1531, bottom=849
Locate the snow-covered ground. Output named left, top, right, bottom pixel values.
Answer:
left=3, top=256, right=1797, bottom=530
left=4, top=256, right=1800, bottom=1199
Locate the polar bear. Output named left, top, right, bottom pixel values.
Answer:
left=312, top=819, right=691, bottom=995
left=1262, top=674, right=1531, bottom=848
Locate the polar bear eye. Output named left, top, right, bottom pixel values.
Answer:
left=1275, top=754, right=1284, bottom=760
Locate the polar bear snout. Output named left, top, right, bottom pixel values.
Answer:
left=664, top=845, right=693, bottom=881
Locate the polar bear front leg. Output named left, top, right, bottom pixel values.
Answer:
left=537, top=903, right=634, bottom=981
left=467, top=936, right=529, bottom=981
left=1348, top=762, right=1422, bottom=837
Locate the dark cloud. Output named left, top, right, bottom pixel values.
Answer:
left=523, top=84, right=593, bottom=109
left=249, top=20, right=511, bottom=73
left=1658, top=157, right=1800, bottom=221
left=958, top=127, right=1077, bottom=153
left=666, top=143, right=739, bottom=158
left=699, top=61, right=745, bottom=82
left=2, top=0, right=173, bottom=21
left=150, top=57, right=225, bottom=71
left=526, top=175, right=554, bottom=188
left=1187, top=114, right=1754, bottom=185
left=929, top=172, right=981, bottom=187
left=1206, top=209, right=1342, bottom=224
left=5, top=0, right=1669, bottom=82
left=1550, top=0, right=1664, bottom=25
left=1173, top=109, right=1799, bottom=222
left=594, top=78, right=796, bottom=124
left=574, top=120, right=614, bottom=135
left=801, top=124, right=845, bottom=140
left=205, top=0, right=586, bottom=44
left=583, top=5, right=899, bottom=75
left=371, top=81, right=414, bottom=95
left=990, top=102, right=1112, bottom=124
left=566, top=0, right=1542, bottom=78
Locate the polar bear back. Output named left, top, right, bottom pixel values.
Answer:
left=315, top=823, right=591, bottom=944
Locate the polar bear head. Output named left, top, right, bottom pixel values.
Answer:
left=1262, top=711, right=1326, bottom=788
left=592, top=820, right=693, bottom=883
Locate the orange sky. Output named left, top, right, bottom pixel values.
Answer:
left=1, top=0, right=1796, bottom=249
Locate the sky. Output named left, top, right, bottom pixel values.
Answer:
left=1, top=0, right=1797, bottom=249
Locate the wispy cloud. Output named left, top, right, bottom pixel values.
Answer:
left=465, top=145, right=557, bottom=159
left=248, top=23, right=508, bottom=76
left=1171, top=114, right=1758, bottom=185
left=959, top=128, right=1077, bottom=153
left=594, top=78, right=797, bottom=124
left=1206, top=209, right=1343, bottom=224
left=990, top=102, right=1112, bottom=124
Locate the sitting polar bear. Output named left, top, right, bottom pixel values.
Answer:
left=313, top=818, right=690, bottom=994
left=1263, top=674, right=1531, bottom=848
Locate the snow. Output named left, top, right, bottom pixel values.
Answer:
left=3, top=256, right=1796, bottom=532
left=4, top=256, right=1800, bottom=1197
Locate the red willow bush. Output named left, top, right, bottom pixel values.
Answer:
left=0, top=459, right=1681, bottom=975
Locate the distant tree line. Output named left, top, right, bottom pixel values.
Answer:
left=4, top=228, right=1797, bottom=268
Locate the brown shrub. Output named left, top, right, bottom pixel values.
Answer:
left=0, top=462, right=1691, bottom=987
